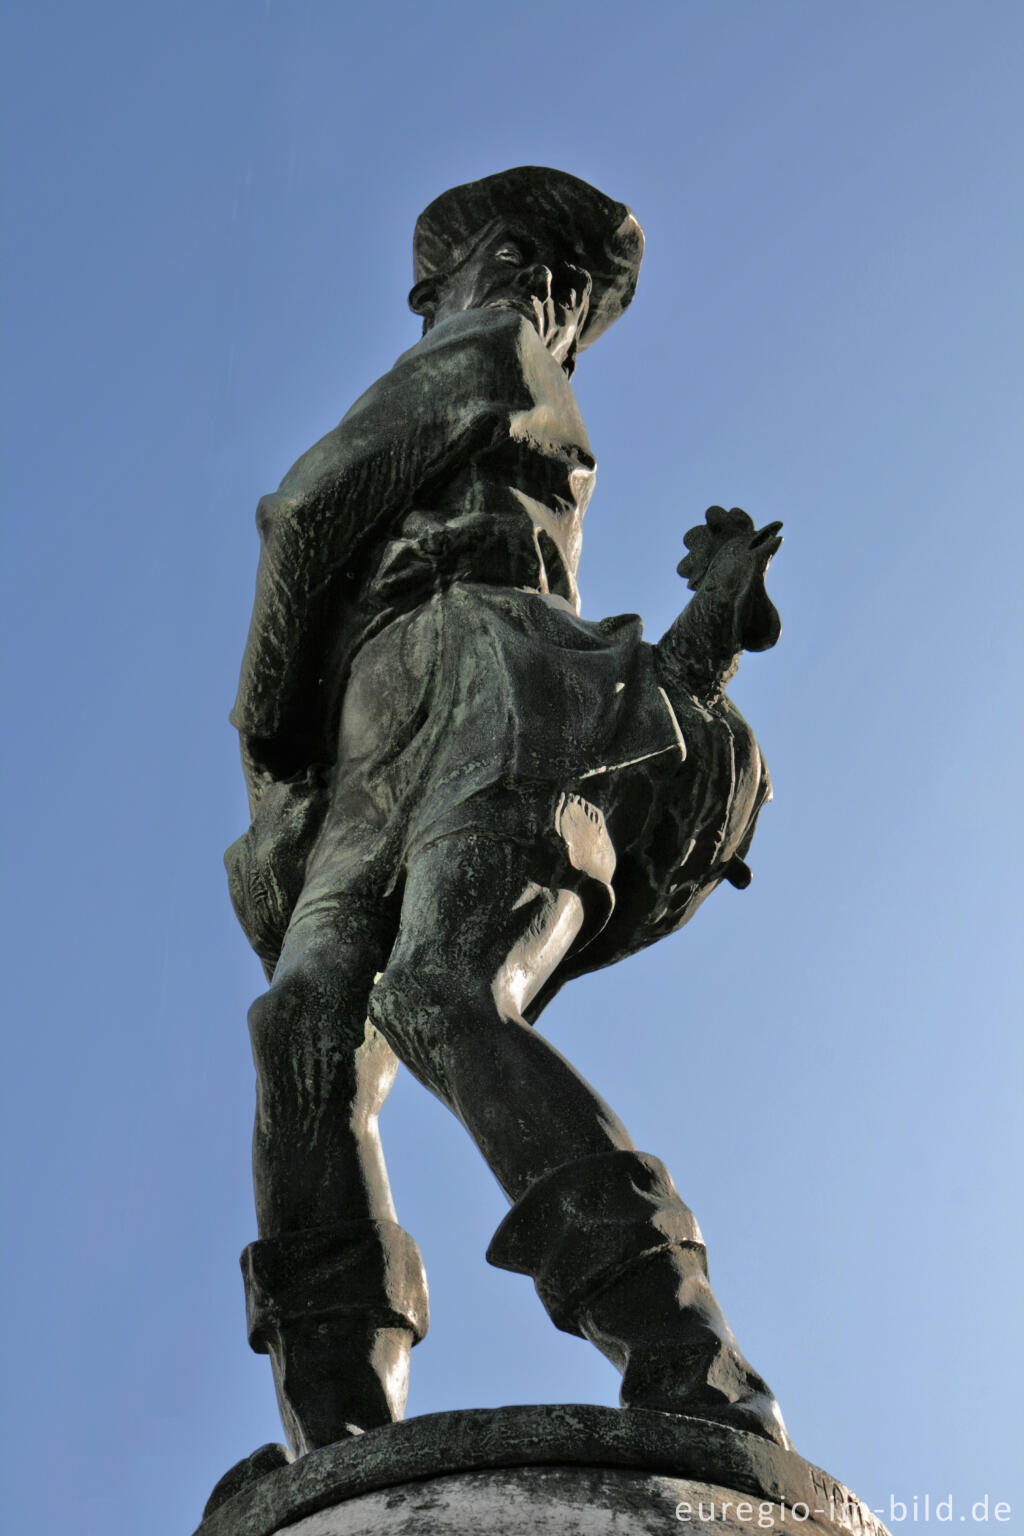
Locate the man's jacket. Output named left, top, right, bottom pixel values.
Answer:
left=232, top=308, right=595, bottom=803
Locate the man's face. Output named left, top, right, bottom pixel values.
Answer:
left=427, top=221, right=592, bottom=369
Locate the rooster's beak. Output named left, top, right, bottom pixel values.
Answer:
left=750, top=520, right=783, bottom=565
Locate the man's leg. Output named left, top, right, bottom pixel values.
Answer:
left=242, top=883, right=428, bottom=1456
left=249, top=900, right=398, bottom=1235
left=370, top=832, right=636, bottom=1193
left=368, top=830, right=787, bottom=1445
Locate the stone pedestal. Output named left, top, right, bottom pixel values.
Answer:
left=195, top=1406, right=890, bottom=1536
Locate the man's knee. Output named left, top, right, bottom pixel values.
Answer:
left=248, top=973, right=304, bottom=1070
left=248, top=962, right=381, bottom=1076
left=367, top=965, right=482, bottom=1101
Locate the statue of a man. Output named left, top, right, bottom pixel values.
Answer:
left=225, top=167, right=787, bottom=1475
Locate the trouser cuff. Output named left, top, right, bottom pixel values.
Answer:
left=241, top=1219, right=429, bottom=1352
left=486, top=1150, right=705, bottom=1335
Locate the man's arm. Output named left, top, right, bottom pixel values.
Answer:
left=232, top=310, right=546, bottom=803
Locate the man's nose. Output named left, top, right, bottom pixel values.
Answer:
left=513, top=263, right=553, bottom=301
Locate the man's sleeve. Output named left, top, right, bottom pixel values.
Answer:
left=232, top=310, right=540, bottom=787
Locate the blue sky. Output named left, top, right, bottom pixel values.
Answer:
left=2, top=3, right=1022, bottom=1532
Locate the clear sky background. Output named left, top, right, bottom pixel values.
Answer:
left=2, top=4, right=1022, bottom=1533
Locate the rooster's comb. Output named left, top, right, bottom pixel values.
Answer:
left=677, top=506, right=757, bottom=590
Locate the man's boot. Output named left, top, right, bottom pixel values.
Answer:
left=241, top=1218, right=429, bottom=1455
left=257, top=1314, right=414, bottom=1456
left=577, top=1243, right=789, bottom=1445
left=487, top=1149, right=789, bottom=1448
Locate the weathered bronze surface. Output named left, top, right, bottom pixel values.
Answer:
left=222, top=167, right=787, bottom=1493
left=198, top=1407, right=888, bottom=1536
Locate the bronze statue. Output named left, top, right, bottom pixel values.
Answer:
left=221, top=167, right=787, bottom=1496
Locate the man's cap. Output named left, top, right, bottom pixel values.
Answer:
left=412, top=166, right=644, bottom=349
